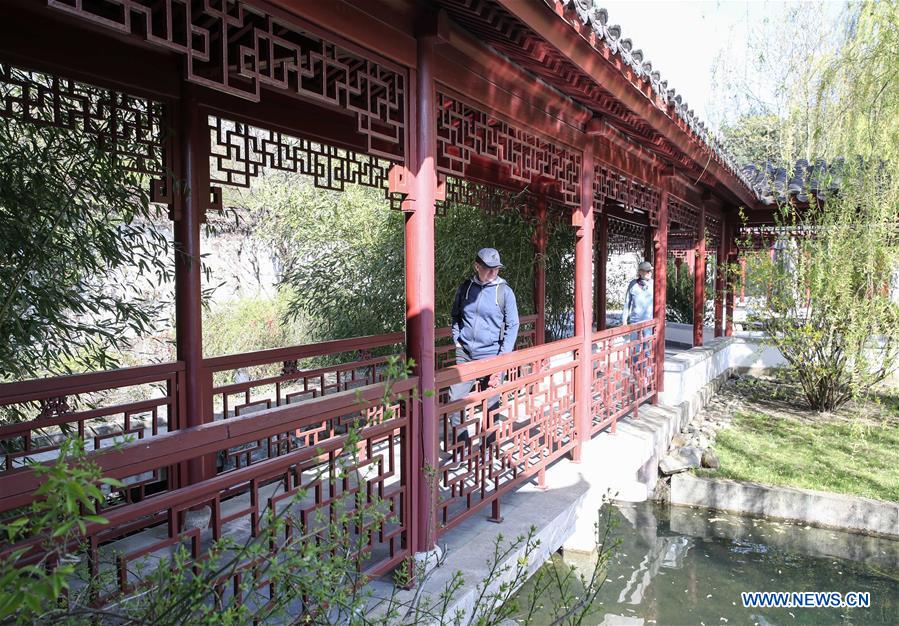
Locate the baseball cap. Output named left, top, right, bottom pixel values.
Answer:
left=476, top=247, right=505, bottom=269
left=638, top=261, right=653, bottom=271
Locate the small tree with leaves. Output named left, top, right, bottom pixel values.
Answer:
left=743, top=162, right=899, bottom=411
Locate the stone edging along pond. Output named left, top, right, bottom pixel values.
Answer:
left=670, top=473, right=899, bottom=538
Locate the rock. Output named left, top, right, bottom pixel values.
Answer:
left=183, top=505, right=212, bottom=530
left=701, top=449, right=720, bottom=469
left=696, top=434, right=710, bottom=450
left=671, top=434, right=689, bottom=448
left=659, top=446, right=702, bottom=475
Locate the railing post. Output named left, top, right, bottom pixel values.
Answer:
left=573, top=139, right=594, bottom=458
left=653, top=190, right=669, bottom=394
left=533, top=189, right=547, bottom=345
left=596, top=211, right=608, bottom=331
left=693, top=204, right=706, bottom=347
left=174, top=88, right=212, bottom=484
left=406, top=31, right=438, bottom=555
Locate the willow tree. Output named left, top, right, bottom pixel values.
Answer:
left=744, top=1, right=899, bottom=411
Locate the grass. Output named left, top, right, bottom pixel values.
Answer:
left=697, top=388, right=899, bottom=503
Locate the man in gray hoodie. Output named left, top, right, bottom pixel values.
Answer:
left=447, top=247, right=520, bottom=446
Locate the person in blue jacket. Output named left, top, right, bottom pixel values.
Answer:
left=448, top=247, right=520, bottom=446
left=623, top=260, right=654, bottom=371
left=623, top=260, right=654, bottom=325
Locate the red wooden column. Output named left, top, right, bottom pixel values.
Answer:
left=406, top=34, right=438, bottom=554
left=573, top=140, right=595, bottom=457
left=532, top=189, right=547, bottom=345
left=653, top=190, right=670, bottom=394
left=685, top=249, right=695, bottom=275
left=596, top=210, right=609, bottom=331
left=674, top=257, right=682, bottom=282
left=714, top=214, right=726, bottom=337
left=174, top=89, right=212, bottom=484
left=693, top=205, right=706, bottom=347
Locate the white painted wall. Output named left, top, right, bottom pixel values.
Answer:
left=659, top=325, right=787, bottom=407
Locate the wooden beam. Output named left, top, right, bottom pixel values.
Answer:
left=495, top=0, right=759, bottom=209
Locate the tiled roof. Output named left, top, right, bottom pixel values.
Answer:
left=558, top=0, right=757, bottom=197
left=741, top=159, right=844, bottom=206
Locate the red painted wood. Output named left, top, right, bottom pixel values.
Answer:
left=436, top=16, right=592, bottom=128
left=406, top=32, right=438, bottom=553
left=714, top=213, right=727, bottom=337
left=574, top=139, right=595, bottom=453
left=533, top=191, right=548, bottom=344
left=175, top=90, right=212, bottom=484
left=591, top=320, right=658, bottom=433
left=433, top=338, right=579, bottom=534
left=434, top=38, right=587, bottom=149
left=653, top=191, right=670, bottom=393
left=268, top=0, right=417, bottom=68
left=0, top=1, right=181, bottom=101
left=434, top=336, right=581, bottom=387
left=203, top=333, right=406, bottom=372
left=493, top=0, right=758, bottom=209
left=597, top=212, right=609, bottom=330
left=693, top=205, right=706, bottom=346
left=0, top=362, right=184, bottom=406
left=0, top=376, right=416, bottom=509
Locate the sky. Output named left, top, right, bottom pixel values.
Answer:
left=599, top=0, right=847, bottom=131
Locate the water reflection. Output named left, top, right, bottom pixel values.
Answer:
left=508, top=502, right=899, bottom=625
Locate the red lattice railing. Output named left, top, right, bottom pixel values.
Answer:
left=204, top=334, right=405, bottom=475
left=0, top=323, right=544, bottom=479
left=0, top=377, right=414, bottom=606
left=590, top=320, right=658, bottom=435
left=0, top=321, right=662, bottom=608
left=434, top=336, right=580, bottom=534
left=206, top=319, right=540, bottom=427
left=204, top=334, right=406, bottom=419
left=0, top=363, right=185, bottom=482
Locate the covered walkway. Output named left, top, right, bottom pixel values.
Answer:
left=0, top=0, right=775, bottom=612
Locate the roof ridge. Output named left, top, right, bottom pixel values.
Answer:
left=557, top=0, right=757, bottom=197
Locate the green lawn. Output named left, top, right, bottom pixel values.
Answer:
left=697, top=400, right=899, bottom=502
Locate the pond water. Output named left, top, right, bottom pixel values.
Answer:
left=507, top=502, right=899, bottom=625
